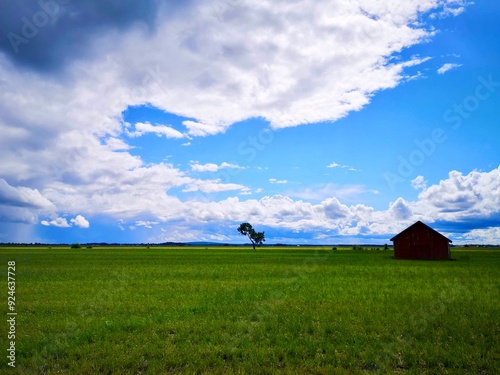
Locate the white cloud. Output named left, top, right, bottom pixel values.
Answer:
left=389, top=198, right=413, bottom=220
left=105, top=137, right=134, bottom=151
left=41, top=215, right=90, bottom=229
left=42, top=162, right=191, bottom=220
left=190, top=161, right=245, bottom=172
left=41, top=217, right=71, bottom=228
left=176, top=166, right=500, bottom=241
left=183, top=179, right=250, bottom=194
left=404, top=71, right=425, bottom=82
left=431, top=0, right=472, bottom=18
left=182, top=121, right=228, bottom=137
left=411, top=175, right=427, bottom=190
left=135, top=220, right=159, bottom=229
left=414, top=167, right=500, bottom=220
left=463, top=227, right=500, bottom=245
left=71, top=215, right=90, bottom=229
left=437, top=63, right=462, bottom=74
left=401, top=56, right=432, bottom=67
left=269, top=178, right=288, bottom=184
left=128, top=122, right=186, bottom=139
left=30, top=162, right=500, bottom=243
left=327, top=162, right=360, bottom=172
left=158, top=166, right=498, bottom=239
left=191, top=163, right=219, bottom=173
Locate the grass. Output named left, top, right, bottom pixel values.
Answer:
left=1, top=246, right=499, bottom=374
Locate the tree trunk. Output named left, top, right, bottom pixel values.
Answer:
left=248, top=235, right=256, bottom=250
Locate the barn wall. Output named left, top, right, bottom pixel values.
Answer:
left=394, top=225, right=450, bottom=260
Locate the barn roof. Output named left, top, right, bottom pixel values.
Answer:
left=390, top=221, right=452, bottom=243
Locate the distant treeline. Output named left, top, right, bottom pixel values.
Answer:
left=1, top=242, right=498, bottom=248
left=0, top=242, right=187, bottom=247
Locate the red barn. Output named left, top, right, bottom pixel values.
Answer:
left=390, top=221, right=452, bottom=260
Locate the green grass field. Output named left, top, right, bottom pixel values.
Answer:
left=2, top=246, right=499, bottom=374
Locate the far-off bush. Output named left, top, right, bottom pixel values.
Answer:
left=70, top=243, right=82, bottom=249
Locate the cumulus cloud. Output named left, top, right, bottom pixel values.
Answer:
left=30, top=163, right=500, bottom=244
left=389, top=198, right=413, bottom=220
left=180, top=166, right=500, bottom=241
left=415, top=167, right=500, bottom=219
left=71, top=215, right=90, bottom=229
left=41, top=215, right=89, bottom=228
left=437, top=63, right=462, bottom=74
left=41, top=217, right=71, bottom=228
left=411, top=175, right=427, bottom=190
left=463, top=227, right=500, bottom=245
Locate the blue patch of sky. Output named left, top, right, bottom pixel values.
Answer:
left=36, top=216, right=139, bottom=244
left=122, top=105, right=195, bottom=165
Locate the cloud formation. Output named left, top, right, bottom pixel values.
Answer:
left=0, top=179, right=54, bottom=226
left=327, top=162, right=360, bottom=172
left=41, top=214, right=89, bottom=228
left=71, top=215, right=90, bottom=229
left=128, top=122, right=186, bottom=139
left=411, top=175, right=427, bottom=190
left=190, top=162, right=245, bottom=172
left=269, top=178, right=288, bottom=185
left=437, top=63, right=462, bottom=74
left=41, top=217, right=71, bottom=228
left=0, top=0, right=161, bottom=71
left=0, top=0, right=469, bottom=141
left=0, top=179, right=54, bottom=209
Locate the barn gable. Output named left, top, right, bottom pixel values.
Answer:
left=390, top=221, right=452, bottom=260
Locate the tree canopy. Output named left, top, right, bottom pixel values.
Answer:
left=237, top=222, right=265, bottom=250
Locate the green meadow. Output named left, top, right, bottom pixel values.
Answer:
left=1, top=246, right=499, bottom=374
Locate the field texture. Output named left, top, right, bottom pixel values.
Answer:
left=1, top=246, right=499, bottom=374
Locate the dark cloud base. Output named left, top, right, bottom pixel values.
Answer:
left=0, top=0, right=163, bottom=72
left=434, top=215, right=500, bottom=235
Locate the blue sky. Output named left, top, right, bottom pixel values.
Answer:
left=0, top=0, right=499, bottom=244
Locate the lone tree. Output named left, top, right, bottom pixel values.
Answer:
left=237, top=222, right=265, bottom=250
